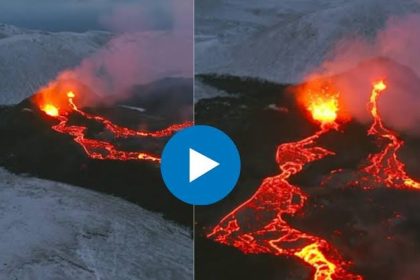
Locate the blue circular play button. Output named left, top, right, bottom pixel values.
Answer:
left=161, top=125, right=241, bottom=205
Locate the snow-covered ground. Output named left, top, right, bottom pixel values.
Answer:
left=0, top=23, right=110, bottom=105
left=196, top=0, right=420, bottom=83
left=194, top=79, right=232, bottom=101
left=0, top=168, right=192, bottom=280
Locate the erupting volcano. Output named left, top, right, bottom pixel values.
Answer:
left=207, top=84, right=361, bottom=280
left=36, top=85, right=191, bottom=163
left=206, top=75, right=420, bottom=279
left=357, top=81, right=420, bottom=190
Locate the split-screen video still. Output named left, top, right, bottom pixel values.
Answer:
left=1, top=1, right=420, bottom=280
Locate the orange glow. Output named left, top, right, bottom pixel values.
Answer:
left=373, top=80, right=386, bottom=91
left=33, top=74, right=99, bottom=118
left=308, top=96, right=338, bottom=125
left=359, top=80, right=420, bottom=190
left=295, top=243, right=337, bottom=280
left=67, top=91, right=75, bottom=98
left=207, top=77, right=420, bottom=280
left=369, top=80, right=386, bottom=121
left=34, top=80, right=191, bottom=163
left=42, top=104, right=59, bottom=117
left=297, top=80, right=345, bottom=128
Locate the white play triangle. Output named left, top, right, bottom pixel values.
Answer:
left=189, top=148, right=220, bottom=182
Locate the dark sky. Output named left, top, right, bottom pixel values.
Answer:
left=0, top=0, right=173, bottom=32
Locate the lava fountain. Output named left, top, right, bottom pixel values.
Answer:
left=359, top=81, right=420, bottom=189
left=207, top=82, right=361, bottom=280
left=42, top=104, right=60, bottom=117
left=35, top=81, right=191, bottom=163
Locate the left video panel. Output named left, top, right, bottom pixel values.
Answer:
left=0, top=0, right=193, bottom=279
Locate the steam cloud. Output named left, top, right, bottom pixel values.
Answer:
left=56, top=0, right=192, bottom=100
left=309, top=13, right=420, bottom=135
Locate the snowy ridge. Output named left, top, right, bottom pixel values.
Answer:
left=195, top=79, right=232, bottom=102
left=196, top=0, right=420, bottom=83
left=0, top=24, right=111, bottom=105
left=0, top=168, right=192, bottom=280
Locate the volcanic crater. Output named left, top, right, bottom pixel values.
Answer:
left=195, top=58, right=420, bottom=280
left=0, top=78, right=193, bottom=226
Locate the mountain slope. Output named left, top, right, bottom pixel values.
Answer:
left=0, top=23, right=111, bottom=105
left=196, top=0, right=420, bottom=83
left=0, top=168, right=192, bottom=280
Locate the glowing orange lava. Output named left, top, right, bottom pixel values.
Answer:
left=298, top=80, right=345, bottom=129
left=42, top=104, right=59, bottom=117
left=295, top=243, right=338, bottom=280
left=360, top=80, right=420, bottom=189
left=67, top=91, right=75, bottom=98
left=208, top=89, right=361, bottom=279
left=308, top=95, right=339, bottom=126
left=38, top=90, right=191, bottom=163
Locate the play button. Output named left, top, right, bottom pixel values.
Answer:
left=161, top=125, right=241, bottom=205
left=189, top=148, right=219, bottom=182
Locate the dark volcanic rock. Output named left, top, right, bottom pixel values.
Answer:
left=0, top=78, right=193, bottom=227
left=195, top=74, right=420, bottom=280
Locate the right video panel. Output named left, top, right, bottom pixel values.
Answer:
left=195, top=1, right=420, bottom=280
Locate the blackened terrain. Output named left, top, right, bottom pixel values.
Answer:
left=195, top=74, right=420, bottom=280
left=0, top=78, right=193, bottom=227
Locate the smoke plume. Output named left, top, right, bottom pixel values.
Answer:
left=53, top=0, right=192, bottom=102
left=308, top=13, right=420, bottom=135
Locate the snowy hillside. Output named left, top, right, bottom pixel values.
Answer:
left=0, top=168, right=192, bottom=279
left=196, top=0, right=420, bottom=83
left=195, top=79, right=231, bottom=101
left=0, top=23, right=110, bottom=105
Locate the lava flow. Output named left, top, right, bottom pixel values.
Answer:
left=38, top=91, right=190, bottom=163
left=207, top=85, right=361, bottom=280
left=360, top=81, right=420, bottom=189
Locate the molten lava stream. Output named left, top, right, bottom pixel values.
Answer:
left=66, top=93, right=192, bottom=139
left=41, top=91, right=191, bottom=163
left=207, top=90, right=361, bottom=280
left=361, top=81, right=420, bottom=189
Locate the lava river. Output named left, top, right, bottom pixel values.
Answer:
left=38, top=91, right=191, bottom=163
left=207, top=86, right=362, bottom=280
left=358, top=81, right=420, bottom=190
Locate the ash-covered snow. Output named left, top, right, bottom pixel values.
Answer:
left=195, top=79, right=232, bottom=102
left=196, top=0, right=420, bottom=83
left=0, top=23, right=111, bottom=105
left=0, top=168, right=192, bottom=280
